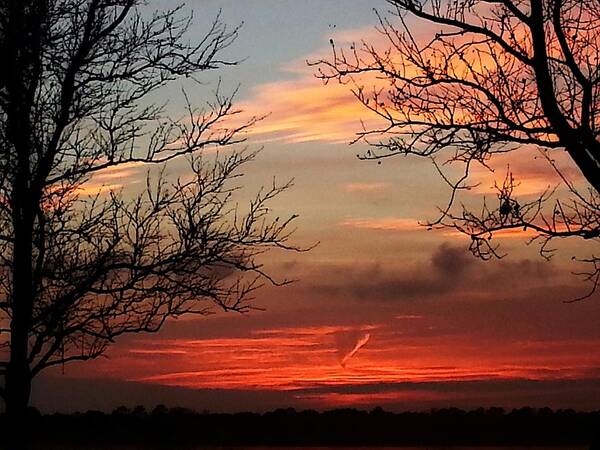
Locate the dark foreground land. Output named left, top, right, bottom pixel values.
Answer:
left=1, top=407, right=599, bottom=448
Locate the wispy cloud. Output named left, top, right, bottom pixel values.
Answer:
left=77, top=161, right=146, bottom=196
left=340, top=217, right=421, bottom=232
left=341, top=333, right=370, bottom=368
left=235, top=27, right=390, bottom=144
left=239, top=77, right=382, bottom=144
left=125, top=329, right=600, bottom=394
left=342, top=182, right=391, bottom=193
left=467, top=146, right=584, bottom=197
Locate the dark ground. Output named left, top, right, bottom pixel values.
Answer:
left=1, top=406, right=598, bottom=448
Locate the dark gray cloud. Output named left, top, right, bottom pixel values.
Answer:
left=431, top=243, right=475, bottom=276
left=310, top=243, right=559, bottom=302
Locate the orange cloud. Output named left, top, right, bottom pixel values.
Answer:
left=234, top=27, right=391, bottom=144
left=468, top=146, right=584, bottom=197
left=108, top=323, right=600, bottom=395
left=342, top=182, right=391, bottom=193
left=76, top=162, right=146, bottom=196
left=295, top=390, right=450, bottom=407
left=442, top=227, right=542, bottom=240
left=239, top=77, right=383, bottom=144
left=237, top=20, right=522, bottom=146
left=340, top=217, right=422, bottom=232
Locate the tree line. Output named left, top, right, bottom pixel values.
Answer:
left=3, top=405, right=599, bottom=448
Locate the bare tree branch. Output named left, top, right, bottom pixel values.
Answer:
left=313, top=0, right=600, bottom=299
left=0, top=0, right=303, bottom=419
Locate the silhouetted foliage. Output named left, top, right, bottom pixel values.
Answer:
left=0, top=0, right=299, bottom=428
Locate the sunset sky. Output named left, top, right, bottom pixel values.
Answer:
left=33, top=0, right=600, bottom=413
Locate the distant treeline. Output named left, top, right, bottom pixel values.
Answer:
left=2, top=406, right=599, bottom=447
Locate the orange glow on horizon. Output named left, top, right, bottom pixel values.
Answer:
left=92, top=324, right=600, bottom=397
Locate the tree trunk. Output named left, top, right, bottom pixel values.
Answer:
left=4, top=360, right=32, bottom=420
left=5, top=218, right=35, bottom=448
left=6, top=129, right=36, bottom=448
left=3, top=362, right=32, bottom=448
left=1, top=3, right=41, bottom=446
left=4, top=209, right=35, bottom=448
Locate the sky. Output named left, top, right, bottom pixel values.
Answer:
left=32, top=0, right=600, bottom=413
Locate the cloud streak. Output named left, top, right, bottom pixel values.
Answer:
left=340, top=217, right=421, bottom=232
left=341, top=333, right=370, bottom=367
left=343, top=182, right=391, bottom=193
left=238, top=77, right=383, bottom=144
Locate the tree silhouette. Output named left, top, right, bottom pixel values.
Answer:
left=0, top=0, right=298, bottom=428
left=314, top=0, right=600, bottom=297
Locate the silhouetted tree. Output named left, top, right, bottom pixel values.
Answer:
left=0, top=0, right=298, bottom=430
left=315, top=0, right=600, bottom=297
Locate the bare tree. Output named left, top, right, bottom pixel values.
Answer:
left=314, top=0, right=600, bottom=295
left=0, top=0, right=299, bottom=427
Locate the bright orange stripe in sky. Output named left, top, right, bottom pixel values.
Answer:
left=92, top=323, right=600, bottom=393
